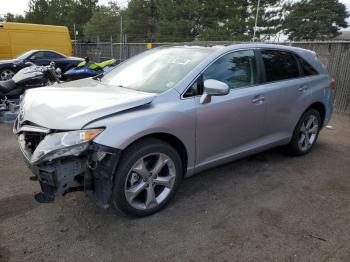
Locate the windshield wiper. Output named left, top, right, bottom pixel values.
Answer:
left=114, top=84, right=138, bottom=91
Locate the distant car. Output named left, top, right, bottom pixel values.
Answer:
left=14, top=44, right=334, bottom=217
left=0, top=50, right=83, bottom=80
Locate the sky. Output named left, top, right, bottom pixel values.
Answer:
left=1, top=0, right=350, bottom=27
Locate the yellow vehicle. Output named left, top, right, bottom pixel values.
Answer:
left=0, top=22, right=72, bottom=59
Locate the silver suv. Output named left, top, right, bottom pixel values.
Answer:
left=14, top=44, right=334, bottom=217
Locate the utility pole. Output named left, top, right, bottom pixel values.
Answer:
left=73, top=23, right=77, bottom=55
left=119, top=15, right=123, bottom=63
left=253, top=0, right=261, bottom=42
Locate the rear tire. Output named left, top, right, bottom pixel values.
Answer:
left=287, top=108, right=321, bottom=156
left=111, top=138, right=183, bottom=217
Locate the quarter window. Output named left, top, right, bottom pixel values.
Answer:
left=203, top=50, right=257, bottom=89
left=297, top=56, right=318, bottom=76
left=261, top=50, right=299, bottom=82
left=184, top=76, right=203, bottom=97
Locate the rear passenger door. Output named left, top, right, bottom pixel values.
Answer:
left=259, top=49, right=312, bottom=139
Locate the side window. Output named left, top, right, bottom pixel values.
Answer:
left=296, top=56, right=318, bottom=76
left=261, top=50, right=299, bottom=82
left=203, top=50, right=257, bottom=89
left=46, top=51, right=64, bottom=59
left=30, top=51, right=45, bottom=60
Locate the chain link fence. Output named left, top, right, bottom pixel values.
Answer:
left=73, top=41, right=350, bottom=114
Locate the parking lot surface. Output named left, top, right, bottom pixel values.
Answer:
left=0, top=114, right=350, bottom=262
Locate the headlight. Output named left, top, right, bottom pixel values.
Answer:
left=31, top=128, right=103, bottom=163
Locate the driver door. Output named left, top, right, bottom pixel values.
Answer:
left=194, top=50, right=266, bottom=167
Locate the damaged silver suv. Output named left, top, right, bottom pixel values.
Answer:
left=14, top=44, right=334, bottom=217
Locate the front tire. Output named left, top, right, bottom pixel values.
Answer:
left=0, top=68, right=15, bottom=81
left=287, top=108, right=321, bottom=156
left=112, top=138, right=183, bottom=217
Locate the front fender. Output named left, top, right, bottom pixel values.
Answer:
left=86, top=97, right=197, bottom=172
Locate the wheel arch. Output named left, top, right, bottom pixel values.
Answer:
left=0, top=67, right=16, bottom=73
left=121, top=132, right=189, bottom=177
left=306, top=101, right=326, bottom=127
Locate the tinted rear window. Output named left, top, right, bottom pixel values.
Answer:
left=261, top=50, right=299, bottom=82
left=296, top=56, right=318, bottom=76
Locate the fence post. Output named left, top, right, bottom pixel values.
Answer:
left=123, top=33, right=128, bottom=60
left=110, top=35, right=113, bottom=58
left=97, top=35, right=100, bottom=62
left=120, top=15, right=123, bottom=63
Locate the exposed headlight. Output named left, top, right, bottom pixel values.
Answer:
left=31, top=128, right=103, bottom=163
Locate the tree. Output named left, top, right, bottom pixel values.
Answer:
left=25, top=0, right=50, bottom=24
left=282, top=0, right=349, bottom=41
left=66, top=0, right=99, bottom=37
left=23, top=0, right=98, bottom=37
left=124, top=0, right=286, bottom=42
left=196, top=0, right=250, bottom=41
left=152, top=0, right=200, bottom=42
left=246, top=0, right=285, bottom=41
left=84, top=1, right=121, bottom=41
left=0, top=13, right=26, bottom=22
left=124, top=0, right=157, bottom=42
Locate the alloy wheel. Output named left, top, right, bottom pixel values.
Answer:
left=0, top=69, right=15, bottom=81
left=298, top=114, right=319, bottom=152
left=124, top=153, right=176, bottom=210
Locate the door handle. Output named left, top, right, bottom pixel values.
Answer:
left=298, top=85, right=309, bottom=92
left=252, top=95, right=265, bottom=104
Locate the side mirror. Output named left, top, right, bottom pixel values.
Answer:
left=200, top=79, right=230, bottom=104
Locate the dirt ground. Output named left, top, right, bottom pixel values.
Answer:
left=0, top=114, right=350, bottom=262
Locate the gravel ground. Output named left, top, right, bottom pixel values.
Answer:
left=0, top=114, right=350, bottom=262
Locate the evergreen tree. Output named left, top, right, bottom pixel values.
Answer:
left=0, top=13, right=26, bottom=22
left=124, top=0, right=157, bottom=42
left=246, top=0, right=285, bottom=41
left=153, top=0, right=199, bottom=42
left=196, top=0, right=250, bottom=41
left=84, top=2, right=121, bottom=41
left=22, top=0, right=98, bottom=37
left=3, top=0, right=348, bottom=42
left=283, top=0, right=349, bottom=40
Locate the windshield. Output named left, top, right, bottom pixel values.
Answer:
left=101, top=47, right=213, bottom=93
left=16, top=51, right=34, bottom=60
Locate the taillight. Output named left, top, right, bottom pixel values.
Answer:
left=331, top=78, right=336, bottom=92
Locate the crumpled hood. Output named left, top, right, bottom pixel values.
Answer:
left=21, top=78, right=156, bottom=130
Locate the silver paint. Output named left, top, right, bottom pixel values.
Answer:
left=18, top=44, right=333, bottom=177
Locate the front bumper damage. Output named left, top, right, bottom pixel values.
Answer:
left=15, top=122, right=121, bottom=208
left=24, top=144, right=121, bottom=208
